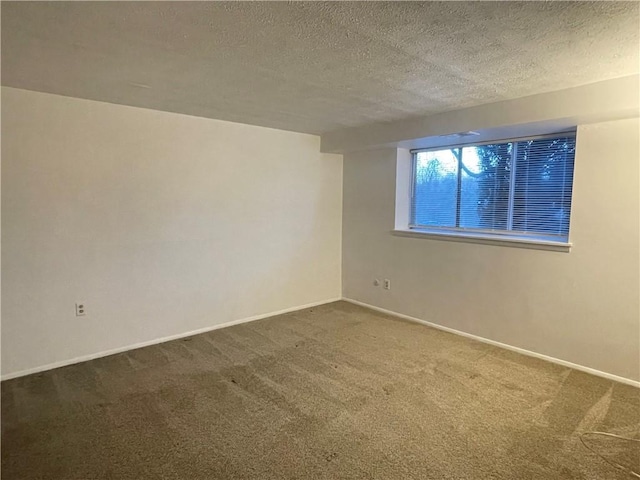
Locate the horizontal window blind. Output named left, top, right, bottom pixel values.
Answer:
left=411, top=133, right=576, bottom=241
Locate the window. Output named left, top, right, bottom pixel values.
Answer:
left=410, top=133, right=576, bottom=245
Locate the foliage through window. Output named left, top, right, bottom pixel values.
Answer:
left=411, top=133, right=576, bottom=242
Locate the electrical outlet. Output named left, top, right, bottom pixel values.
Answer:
left=373, top=279, right=380, bottom=287
left=383, top=279, right=391, bottom=290
left=75, top=303, right=86, bottom=316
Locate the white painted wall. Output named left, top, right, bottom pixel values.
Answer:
left=1, top=87, right=343, bottom=377
left=342, top=118, right=640, bottom=382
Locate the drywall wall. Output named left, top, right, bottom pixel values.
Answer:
left=1, top=87, right=343, bottom=377
left=342, top=118, right=640, bottom=382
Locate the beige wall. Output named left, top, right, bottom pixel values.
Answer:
left=3, top=86, right=638, bottom=383
left=342, top=118, right=640, bottom=382
left=1, top=87, right=343, bottom=377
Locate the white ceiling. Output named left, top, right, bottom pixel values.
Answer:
left=2, top=1, right=639, bottom=135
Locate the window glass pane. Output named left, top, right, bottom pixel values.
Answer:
left=512, top=136, right=575, bottom=236
left=410, top=133, right=575, bottom=242
left=459, top=143, right=512, bottom=230
left=413, top=149, right=458, bottom=227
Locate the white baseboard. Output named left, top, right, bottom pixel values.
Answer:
left=1, top=297, right=342, bottom=381
left=342, top=297, right=640, bottom=388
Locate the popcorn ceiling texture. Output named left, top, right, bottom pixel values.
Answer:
left=2, top=1, right=639, bottom=134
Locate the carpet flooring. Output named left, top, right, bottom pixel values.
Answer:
left=2, top=301, right=639, bottom=479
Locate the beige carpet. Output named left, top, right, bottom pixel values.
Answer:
left=2, top=301, right=639, bottom=479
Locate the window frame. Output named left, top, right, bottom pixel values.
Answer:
left=404, top=131, right=576, bottom=251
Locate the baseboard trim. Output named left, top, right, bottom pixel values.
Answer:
left=342, top=297, right=640, bottom=388
left=1, top=297, right=342, bottom=381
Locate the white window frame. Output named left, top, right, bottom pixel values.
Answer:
left=392, top=132, right=576, bottom=252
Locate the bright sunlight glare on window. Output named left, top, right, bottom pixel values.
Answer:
left=411, top=133, right=576, bottom=243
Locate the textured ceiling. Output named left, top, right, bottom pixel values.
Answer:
left=2, top=1, right=639, bottom=135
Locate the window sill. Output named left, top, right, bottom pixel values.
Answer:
left=391, top=228, right=572, bottom=252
